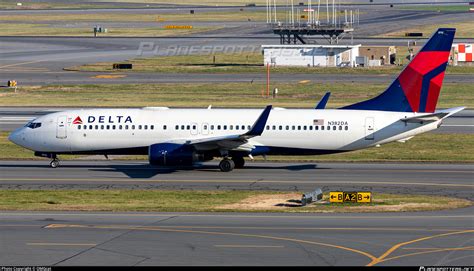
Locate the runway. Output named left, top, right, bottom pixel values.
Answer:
left=0, top=160, right=473, bottom=265
left=1, top=161, right=473, bottom=200
left=0, top=208, right=473, bottom=265
left=1, top=107, right=472, bottom=133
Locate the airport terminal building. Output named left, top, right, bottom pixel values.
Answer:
left=262, top=44, right=361, bottom=68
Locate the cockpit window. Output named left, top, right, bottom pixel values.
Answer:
left=25, top=122, right=42, bottom=129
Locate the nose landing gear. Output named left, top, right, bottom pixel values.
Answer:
left=50, top=155, right=60, bottom=168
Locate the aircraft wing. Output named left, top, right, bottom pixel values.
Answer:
left=400, top=106, right=465, bottom=123
left=169, top=105, right=272, bottom=152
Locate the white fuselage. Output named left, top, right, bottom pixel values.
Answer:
left=9, top=107, right=441, bottom=155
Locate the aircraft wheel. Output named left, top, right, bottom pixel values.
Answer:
left=232, top=156, right=245, bottom=169
left=50, top=159, right=60, bottom=168
left=219, top=158, right=235, bottom=172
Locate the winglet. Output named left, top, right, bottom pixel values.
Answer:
left=315, top=92, right=331, bottom=109
left=244, top=105, right=272, bottom=137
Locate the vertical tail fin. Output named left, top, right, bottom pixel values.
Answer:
left=342, top=28, right=455, bottom=113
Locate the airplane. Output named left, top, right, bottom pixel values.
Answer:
left=9, top=28, right=464, bottom=172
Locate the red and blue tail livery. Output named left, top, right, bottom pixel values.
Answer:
left=342, top=28, right=455, bottom=113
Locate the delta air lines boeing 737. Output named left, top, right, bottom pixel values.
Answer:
left=9, top=28, right=464, bottom=172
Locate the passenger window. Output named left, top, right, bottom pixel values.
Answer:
left=303, top=126, right=307, bottom=130
left=106, top=125, right=110, bottom=130
left=78, top=125, right=81, bottom=130
left=266, top=125, right=270, bottom=130
left=286, top=125, right=289, bottom=130
left=211, top=125, right=214, bottom=130
left=163, top=125, right=166, bottom=130
left=144, top=125, right=148, bottom=130
left=279, top=125, right=282, bottom=130
left=223, top=125, right=227, bottom=130
left=309, top=126, right=313, bottom=130
left=112, top=125, right=116, bottom=130
left=186, top=125, right=190, bottom=130
left=119, top=125, right=122, bottom=130
left=339, top=126, right=342, bottom=130
left=327, top=126, right=330, bottom=130
left=248, top=125, right=251, bottom=130
left=139, top=125, right=142, bottom=130
left=230, top=125, right=233, bottom=130
left=125, top=125, right=129, bottom=130
left=132, top=125, right=135, bottom=130
left=315, top=126, right=319, bottom=131
left=175, top=125, right=179, bottom=130
left=235, top=125, right=239, bottom=130
left=321, top=126, right=325, bottom=130
left=83, top=125, right=87, bottom=130
left=192, top=125, right=196, bottom=130
left=345, top=126, right=348, bottom=131
left=217, top=125, right=221, bottom=130
left=181, top=125, right=185, bottom=130
left=333, top=126, right=336, bottom=130
left=292, top=126, right=295, bottom=130
left=241, top=125, right=245, bottom=130
left=297, top=126, right=301, bottom=130
left=272, top=125, right=276, bottom=130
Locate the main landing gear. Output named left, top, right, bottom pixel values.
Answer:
left=219, top=156, right=245, bottom=172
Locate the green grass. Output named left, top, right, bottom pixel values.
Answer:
left=1, top=82, right=472, bottom=108
left=68, top=51, right=474, bottom=74
left=0, top=23, right=218, bottom=37
left=2, top=131, right=473, bottom=162
left=0, top=190, right=469, bottom=212
left=0, top=10, right=289, bottom=22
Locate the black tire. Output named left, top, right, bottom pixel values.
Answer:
left=219, top=159, right=235, bottom=172
left=50, top=160, right=59, bottom=168
left=232, top=156, right=245, bottom=169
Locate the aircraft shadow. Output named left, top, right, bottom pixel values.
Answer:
left=0, top=162, right=326, bottom=179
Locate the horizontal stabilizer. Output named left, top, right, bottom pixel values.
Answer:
left=401, top=106, right=465, bottom=123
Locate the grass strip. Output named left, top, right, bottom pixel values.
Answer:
left=0, top=190, right=469, bottom=213
left=1, top=82, right=472, bottom=108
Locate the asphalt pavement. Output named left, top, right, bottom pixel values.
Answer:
left=0, top=161, right=473, bottom=200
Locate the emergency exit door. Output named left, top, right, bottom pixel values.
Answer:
left=365, top=117, right=375, bottom=140
left=56, top=115, right=67, bottom=139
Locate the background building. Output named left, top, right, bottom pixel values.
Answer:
left=262, top=44, right=361, bottom=67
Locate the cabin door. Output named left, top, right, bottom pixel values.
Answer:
left=364, top=117, right=375, bottom=140
left=56, top=115, right=67, bottom=139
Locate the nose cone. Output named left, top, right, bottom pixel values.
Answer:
left=8, top=129, right=24, bottom=147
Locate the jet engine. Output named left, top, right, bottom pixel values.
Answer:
left=148, top=143, right=198, bottom=166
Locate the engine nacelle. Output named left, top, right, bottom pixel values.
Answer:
left=148, top=143, right=197, bottom=166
